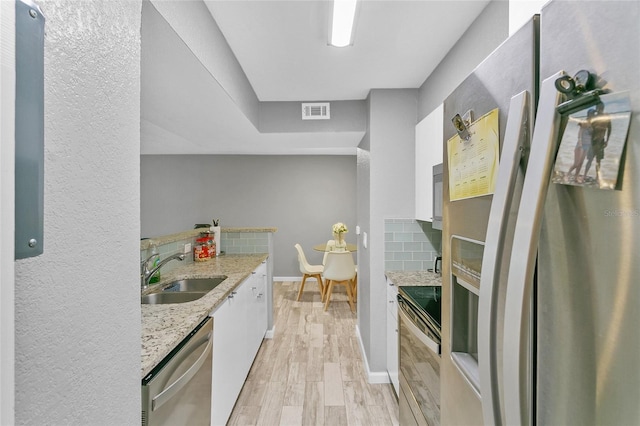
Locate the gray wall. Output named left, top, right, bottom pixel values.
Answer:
left=14, top=1, right=141, bottom=423
left=149, top=0, right=260, bottom=127
left=356, top=0, right=509, bottom=378
left=357, top=89, right=418, bottom=374
left=141, top=155, right=357, bottom=277
left=418, top=0, right=509, bottom=121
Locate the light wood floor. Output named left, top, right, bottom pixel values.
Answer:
left=227, top=280, right=399, bottom=426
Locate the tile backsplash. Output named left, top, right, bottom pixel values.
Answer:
left=384, top=218, right=441, bottom=271
left=140, top=230, right=271, bottom=277
left=220, top=232, right=269, bottom=254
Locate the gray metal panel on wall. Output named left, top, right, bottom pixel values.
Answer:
left=15, top=0, right=45, bottom=259
left=441, top=17, right=538, bottom=426
left=537, top=2, right=640, bottom=424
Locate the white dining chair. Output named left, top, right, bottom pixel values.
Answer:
left=323, top=251, right=357, bottom=312
left=322, top=239, right=336, bottom=265
left=294, top=244, right=325, bottom=301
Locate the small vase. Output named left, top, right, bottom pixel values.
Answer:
left=334, top=232, right=347, bottom=251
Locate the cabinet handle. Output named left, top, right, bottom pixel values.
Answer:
left=389, top=300, right=394, bottom=304
left=252, top=271, right=256, bottom=275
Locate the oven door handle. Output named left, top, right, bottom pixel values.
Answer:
left=151, top=331, right=213, bottom=411
left=398, top=303, right=440, bottom=355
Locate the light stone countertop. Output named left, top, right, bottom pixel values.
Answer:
left=141, top=253, right=268, bottom=378
left=385, top=270, right=442, bottom=287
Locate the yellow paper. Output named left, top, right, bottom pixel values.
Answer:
left=447, top=108, right=500, bottom=201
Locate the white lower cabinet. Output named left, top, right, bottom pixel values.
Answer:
left=248, top=262, right=268, bottom=358
left=210, top=296, right=240, bottom=426
left=210, top=261, right=268, bottom=426
left=386, top=279, right=399, bottom=395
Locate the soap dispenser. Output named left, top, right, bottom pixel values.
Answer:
left=149, top=243, right=161, bottom=283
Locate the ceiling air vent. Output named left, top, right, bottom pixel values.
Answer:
left=302, top=102, right=330, bottom=120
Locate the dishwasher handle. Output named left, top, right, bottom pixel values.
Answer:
left=151, top=331, right=213, bottom=411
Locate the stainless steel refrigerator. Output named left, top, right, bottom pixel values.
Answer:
left=441, top=2, right=640, bottom=425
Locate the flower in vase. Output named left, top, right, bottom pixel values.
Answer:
left=332, top=222, right=348, bottom=235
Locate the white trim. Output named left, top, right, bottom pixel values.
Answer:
left=264, top=327, right=275, bottom=339
left=273, top=276, right=308, bottom=282
left=355, top=325, right=390, bottom=384
left=0, top=2, right=16, bottom=423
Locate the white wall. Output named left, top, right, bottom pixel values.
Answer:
left=509, top=0, right=547, bottom=36
left=13, top=1, right=141, bottom=423
left=0, top=2, right=15, bottom=423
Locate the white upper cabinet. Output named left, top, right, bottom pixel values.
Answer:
left=415, top=104, right=444, bottom=221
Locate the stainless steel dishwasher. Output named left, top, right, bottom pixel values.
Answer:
left=142, top=317, right=213, bottom=426
left=398, top=286, right=441, bottom=426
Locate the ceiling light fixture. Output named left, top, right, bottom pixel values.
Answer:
left=330, top=0, right=358, bottom=47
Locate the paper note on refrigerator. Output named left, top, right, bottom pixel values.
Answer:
left=447, top=108, right=500, bottom=201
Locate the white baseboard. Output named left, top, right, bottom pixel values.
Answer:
left=355, top=325, right=391, bottom=384
left=273, top=276, right=306, bottom=282
left=265, top=327, right=275, bottom=339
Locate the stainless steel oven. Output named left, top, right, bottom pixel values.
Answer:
left=142, top=317, right=213, bottom=426
left=398, top=286, right=441, bottom=426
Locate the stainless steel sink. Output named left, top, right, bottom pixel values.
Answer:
left=141, top=277, right=227, bottom=304
left=161, top=277, right=227, bottom=293
left=141, top=291, right=207, bottom=305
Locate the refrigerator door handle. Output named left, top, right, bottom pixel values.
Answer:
left=478, top=90, right=530, bottom=426
left=503, top=72, right=565, bottom=426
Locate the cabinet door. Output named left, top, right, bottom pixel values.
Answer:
left=210, top=265, right=268, bottom=426
left=235, top=277, right=254, bottom=377
left=415, top=104, right=444, bottom=221
left=386, top=281, right=399, bottom=395
left=248, top=262, right=268, bottom=358
left=211, top=297, right=243, bottom=426
left=256, top=262, right=268, bottom=335
left=387, top=309, right=399, bottom=395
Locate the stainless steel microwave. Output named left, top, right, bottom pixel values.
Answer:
left=432, top=163, right=443, bottom=230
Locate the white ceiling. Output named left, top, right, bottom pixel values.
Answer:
left=141, top=0, right=491, bottom=155
left=205, top=0, right=490, bottom=102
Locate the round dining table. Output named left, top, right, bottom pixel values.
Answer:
left=313, top=243, right=357, bottom=252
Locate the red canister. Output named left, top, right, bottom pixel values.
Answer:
left=194, top=237, right=211, bottom=262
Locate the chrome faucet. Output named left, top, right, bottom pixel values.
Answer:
left=141, top=253, right=185, bottom=289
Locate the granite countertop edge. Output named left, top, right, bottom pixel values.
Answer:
left=141, top=253, right=268, bottom=378
left=385, top=270, right=442, bottom=287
